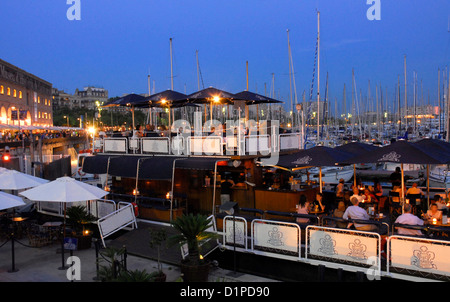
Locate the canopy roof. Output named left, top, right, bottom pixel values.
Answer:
left=82, top=155, right=228, bottom=180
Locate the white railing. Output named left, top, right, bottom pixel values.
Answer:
left=103, top=138, right=128, bottom=153
left=98, top=132, right=301, bottom=156
left=218, top=214, right=450, bottom=281
left=97, top=203, right=138, bottom=247
left=387, top=235, right=450, bottom=281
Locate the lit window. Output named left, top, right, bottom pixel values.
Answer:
left=13, top=89, right=17, bottom=97
left=0, top=86, right=3, bottom=94
left=38, top=112, right=41, bottom=118
left=38, top=97, right=40, bottom=103
left=48, top=99, right=51, bottom=106
left=45, top=99, right=47, bottom=105
left=7, top=87, right=11, bottom=96
left=19, top=91, right=22, bottom=99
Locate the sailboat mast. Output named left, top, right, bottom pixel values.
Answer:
left=404, top=55, right=408, bottom=132
left=317, top=10, right=320, bottom=142
left=170, top=38, right=174, bottom=90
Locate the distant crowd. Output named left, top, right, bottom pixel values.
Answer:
left=0, top=129, right=87, bottom=144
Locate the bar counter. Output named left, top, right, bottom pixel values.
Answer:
left=254, top=186, right=319, bottom=213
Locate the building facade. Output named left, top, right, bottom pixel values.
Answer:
left=0, top=59, right=53, bottom=127
left=53, top=86, right=108, bottom=110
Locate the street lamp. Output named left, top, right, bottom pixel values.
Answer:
left=64, top=116, right=69, bottom=127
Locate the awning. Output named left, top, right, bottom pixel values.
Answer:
left=175, top=157, right=227, bottom=170
left=81, top=155, right=113, bottom=174
left=82, top=155, right=230, bottom=179
left=139, top=156, right=183, bottom=180
left=109, top=156, right=144, bottom=178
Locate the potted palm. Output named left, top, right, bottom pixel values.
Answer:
left=66, top=205, right=96, bottom=250
left=169, top=213, right=217, bottom=282
left=148, top=227, right=167, bottom=282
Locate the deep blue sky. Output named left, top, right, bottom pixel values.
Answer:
left=1, top=0, right=449, bottom=114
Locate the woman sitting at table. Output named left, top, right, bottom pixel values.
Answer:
left=425, top=204, right=442, bottom=224
left=362, top=188, right=377, bottom=204
left=311, top=193, right=325, bottom=212
left=333, top=201, right=348, bottom=228
left=296, top=194, right=310, bottom=224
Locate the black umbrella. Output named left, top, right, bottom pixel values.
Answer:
left=340, top=140, right=446, bottom=165
left=186, top=87, right=236, bottom=103
left=182, top=87, right=236, bottom=121
left=273, top=146, right=354, bottom=192
left=233, top=91, right=282, bottom=105
left=102, top=93, right=147, bottom=107
left=412, top=139, right=450, bottom=164
left=340, top=140, right=449, bottom=201
left=335, top=142, right=379, bottom=187
left=102, top=93, right=147, bottom=130
left=134, top=90, right=188, bottom=108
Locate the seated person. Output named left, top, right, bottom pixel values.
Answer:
left=350, top=187, right=364, bottom=204
left=425, top=204, right=442, bottom=224
left=296, top=195, right=310, bottom=224
left=311, top=193, right=325, bottom=212
left=433, top=195, right=448, bottom=210
left=406, top=182, right=424, bottom=196
left=343, top=197, right=377, bottom=231
left=362, top=188, right=377, bottom=203
left=372, top=180, right=384, bottom=201
left=395, top=203, right=424, bottom=236
left=390, top=185, right=403, bottom=203
left=335, top=178, right=345, bottom=199
left=332, top=201, right=348, bottom=228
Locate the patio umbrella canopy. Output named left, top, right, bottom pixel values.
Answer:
left=0, top=191, right=26, bottom=211
left=136, top=89, right=188, bottom=107
left=335, top=141, right=378, bottom=156
left=185, top=87, right=236, bottom=104
left=19, top=176, right=108, bottom=203
left=277, top=146, right=354, bottom=169
left=233, top=91, right=283, bottom=105
left=102, top=93, right=147, bottom=108
left=340, top=140, right=447, bottom=165
left=412, top=139, right=450, bottom=164
left=0, top=169, right=49, bottom=190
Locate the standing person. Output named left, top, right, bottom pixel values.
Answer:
left=220, top=176, right=235, bottom=204
left=389, top=167, right=402, bottom=189
left=335, top=178, right=345, bottom=199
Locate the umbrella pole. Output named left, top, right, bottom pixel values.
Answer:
left=401, top=163, right=405, bottom=213
left=319, top=167, right=323, bottom=193
left=427, top=164, right=430, bottom=211
left=353, top=164, right=356, bottom=188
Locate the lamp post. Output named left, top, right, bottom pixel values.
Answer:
left=64, top=116, right=69, bottom=127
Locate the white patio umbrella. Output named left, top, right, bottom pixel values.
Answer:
left=0, top=169, right=48, bottom=190
left=19, top=176, right=108, bottom=203
left=0, top=191, right=26, bottom=211
left=19, top=176, right=108, bottom=269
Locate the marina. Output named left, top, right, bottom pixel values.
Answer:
left=0, top=1, right=450, bottom=285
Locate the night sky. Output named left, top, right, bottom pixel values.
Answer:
left=1, top=0, right=449, bottom=114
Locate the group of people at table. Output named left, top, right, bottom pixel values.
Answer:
left=295, top=174, right=450, bottom=237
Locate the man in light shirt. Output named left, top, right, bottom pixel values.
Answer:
left=394, top=203, right=424, bottom=236
left=343, top=197, right=377, bottom=231
left=406, top=182, right=424, bottom=196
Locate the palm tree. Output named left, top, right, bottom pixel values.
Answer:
left=169, top=213, right=216, bottom=266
